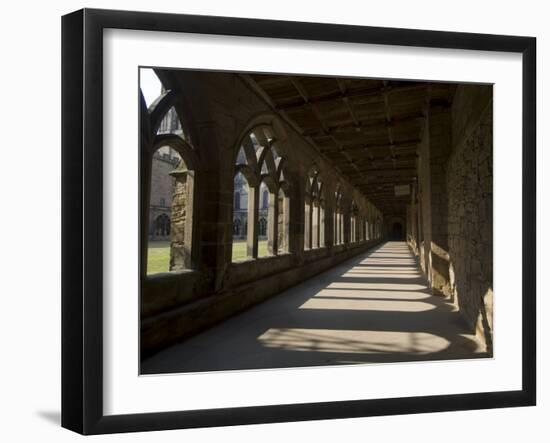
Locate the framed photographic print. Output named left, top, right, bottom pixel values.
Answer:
left=61, top=8, right=536, bottom=435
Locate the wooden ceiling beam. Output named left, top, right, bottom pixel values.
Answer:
left=240, top=73, right=348, bottom=180
left=303, top=113, right=424, bottom=138
left=250, top=75, right=292, bottom=86
left=352, top=152, right=418, bottom=163
left=335, top=139, right=421, bottom=152
left=239, top=73, right=306, bottom=136
left=356, top=177, right=416, bottom=186
left=382, top=80, right=397, bottom=168
left=277, top=83, right=428, bottom=111
left=357, top=167, right=416, bottom=176
left=336, top=79, right=361, bottom=128
left=290, top=76, right=362, bottom=175
left=289, top=77, right=310, bottom=103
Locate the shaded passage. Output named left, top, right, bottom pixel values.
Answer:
left=142, top=242, right=487, bottom=374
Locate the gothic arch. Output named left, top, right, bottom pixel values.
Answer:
left=140, top=69, right=199, bottom=275
left=304, top=165, right=326, bottom=250
left=231, top=120, right=292, bottom=261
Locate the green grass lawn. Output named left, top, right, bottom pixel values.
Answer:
left=146, top=240, right=171, bottom=275
left=232, top=240, right=269, bottom=261
left=146, top=239, right=270, bottom=274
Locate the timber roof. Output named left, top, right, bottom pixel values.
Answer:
left=242, top=73, right=455, bottom=216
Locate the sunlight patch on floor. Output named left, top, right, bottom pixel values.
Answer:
left=362, top=261, right=417, bottom=265
left=342, top=269, right=417, bottom=272
left=298, top=298, right=435, bottom=312
left=312, top=288, right=430, bottom=300
left=257, top=328, right=451, bottom=354
left=368, top=254, right=412, bottom=258
left=340, top=273, right=422, bottom=279
left=326, top=282, right=427, bottom=291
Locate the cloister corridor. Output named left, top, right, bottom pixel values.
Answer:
left=142, top=242, right=487, bottom=374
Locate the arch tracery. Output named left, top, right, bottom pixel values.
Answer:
left=304, top=167, right=325, bottom=250
left=140, top=69, right=198, bottom=274
left=232, top=123, right=291, bottom=261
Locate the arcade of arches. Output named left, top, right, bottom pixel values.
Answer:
left=140, top=69, right=493, bottom=371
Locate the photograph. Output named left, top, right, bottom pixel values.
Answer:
left=138, top=68, right=494, bottom=374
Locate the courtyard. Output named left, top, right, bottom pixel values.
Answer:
left=147, top=240, right=270, bottom=274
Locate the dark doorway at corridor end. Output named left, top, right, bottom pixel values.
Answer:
left=390, top=222, right=404, bottom=240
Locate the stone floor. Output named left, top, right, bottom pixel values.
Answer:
left=141, top=242, right=487, bottom=374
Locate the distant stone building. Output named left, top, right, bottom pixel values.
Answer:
left=148, top=107, right=184, bottom=241
left=150, top=112, right=269, bottom=243
left=232, top=176, right=269, bottom=240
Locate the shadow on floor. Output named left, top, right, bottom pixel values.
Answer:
left=142, top=242, right=488, bottom=374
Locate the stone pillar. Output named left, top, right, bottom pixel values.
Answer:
left=312, top=201, right=319, bottom=248
left=320, top=205, right=325, bottom=247
left=168, top=166, right=190, bottom=270
left=304, top=197, right=312, bottom=249
left=416, top=186, right=423, bottom=249
left=418, top=111, right=432, bottom=281
left=140, top=147, right=153, bottom=278
left=267, top=190, right=278, bottom=255
left=428, top=105, right=452, bottom=296
left=410, top=183, right=418, bottom=252
left=277, top=191, right=289, bottom=253
left=333, top=211, right=338, bottom=245
left=417, top=103, right=453, bottom=295
left=337, top=212, right=343, bottom=244
left=405, top=183, right=418, bottom=253
left=247, top=185, right=259, bottom=258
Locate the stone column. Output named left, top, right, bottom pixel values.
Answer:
left=140, top=147, right=153, bottom=277
left=277, top=191, right=289, bottom=253
left=247, top=185, right=259, bottom=258
left=304, top=197, right=312, bottom=249
left=320, top=205, right=325, bottom=247
left=336, top=212, right=341, bottom=244
left=418, top=111, right=432, bottom=280
left=267, top=190, right=278, bottom=255
left=312, top=201, right=319, bottom=248
left=410, top=182, right=418, bottom=252
left=428, top=106, right=452, bottom=296
left=169, top=165, right=191, bottom=270
left=333, top=211, right=338, bottom=245
left=417, top=104, right=453, bottom=295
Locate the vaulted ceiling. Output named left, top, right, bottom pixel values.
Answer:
left=242, top=73, right=455, bottom=216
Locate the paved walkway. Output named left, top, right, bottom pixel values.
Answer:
left=142, top=242, right=486, bottom=374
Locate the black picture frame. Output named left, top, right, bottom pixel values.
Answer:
left=61, top=8, right=536, bottom=435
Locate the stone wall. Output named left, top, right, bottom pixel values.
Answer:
left=428, top=106, right=452, bottom=297
left=447, top=85, right=493, bottom=352
left=407, top=84, right=493, bottom=354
